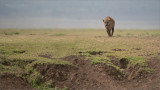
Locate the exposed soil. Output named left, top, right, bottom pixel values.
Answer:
left=13, top=50, right=26, bottom=54
left=132, top=48, right=141, bottom=50
left=34, top=55, right=122, bottom=90
left=39, top=53, right=53, bottom=59
left=87, top=51, right=104, bottom=55
left=0, top=73, right=36, bottom=90
left=120, top=58, right=129, bottom=69
left=116, top=57, right=160, bottom=90
left=38, top=52, right=54, bottom=59
left=78, top=51, right=112, bottom=55
left=112, top=48, right=126, bottom=51
left=0, top=55, right=160, bottom=90
left=34, top=55, right=160, bottom=90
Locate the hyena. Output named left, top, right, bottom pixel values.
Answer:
left=103, top=16, right=115, bottom=37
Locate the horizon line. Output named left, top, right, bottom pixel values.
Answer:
left=0, top=28, right=160, bottom=30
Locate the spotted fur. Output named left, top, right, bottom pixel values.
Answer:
left=103, top=16, right=115, bottom=37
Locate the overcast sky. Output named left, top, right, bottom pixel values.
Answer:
left=0, top=0, right=160, bottom=29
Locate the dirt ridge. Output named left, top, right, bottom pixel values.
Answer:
left=0, top=55, right=160, bottom=90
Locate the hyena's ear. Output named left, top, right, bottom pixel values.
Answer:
left=103, top=20, right=104, bottom=22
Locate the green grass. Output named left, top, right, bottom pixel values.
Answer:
left=123, top=56, right=146, bottom=65
left=90, top=55, right=110, bottom=64
left=27, top=69, right=44, bottom=87
left=3, top=31, right=20, bottom=35
left=0, top=29, right=160, bottom=89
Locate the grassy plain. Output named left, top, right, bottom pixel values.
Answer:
left=0, top=29, right=160, bottom=89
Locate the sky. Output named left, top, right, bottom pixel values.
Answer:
left=0, top=0, right=160, bottom=29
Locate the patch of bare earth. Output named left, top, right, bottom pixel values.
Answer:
left=111, top=57, right=160, bottom=90
left=132, top=57, right=160, bottom=90
left=35, top=55, right=121, bottom=90
left=0, top=73, right=36, bottom=90
left=33, top=55, right=160, bottom=90
left=1, top=55, right=159, bottom=90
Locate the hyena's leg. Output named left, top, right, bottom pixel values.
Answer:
left=106, top=29, right=110, bottom=36
left=112, top=27, right=114, bottom=36
left=108, top=29, right=112, bottom=37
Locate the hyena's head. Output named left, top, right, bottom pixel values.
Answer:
left=103, top=17, right=111, bottom=28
